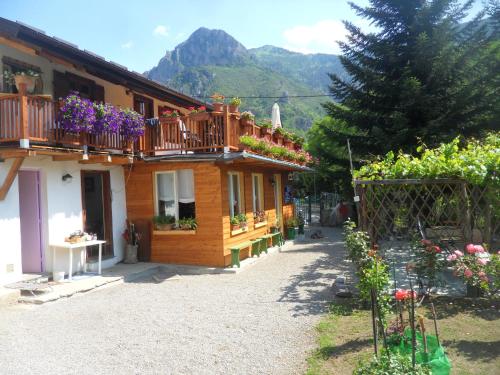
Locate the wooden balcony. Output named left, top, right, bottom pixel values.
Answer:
left=0, top=93, right=132, bottom=154
left=0, top=94, right=305, bottom=164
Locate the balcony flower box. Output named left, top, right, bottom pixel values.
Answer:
left=283, top=138, right=294, bottom=150
left=241, top=119, right=254, bottom=135
left=212, top=102, right=224, bottom=112
left=272, top=132, right=284, bottom=145
left=189, top=111, right=210, bottom=122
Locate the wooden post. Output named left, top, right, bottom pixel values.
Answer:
left=370, top=288, right=378, bottom=357
left=461, top=182, right=472, bottom=243
left=223, top=105, right=231, bottom=151
left=18, top=83, right=29, bottom=141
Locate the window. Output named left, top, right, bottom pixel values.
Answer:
left=252, top=173, right=264, bottom=213
left=53, top=70, right=104, bottom=102
left=228, top=172, right=243, bottom=217
left=2, top=56, right=43, bottom=94
left=155, top=169, right=195, bottom=219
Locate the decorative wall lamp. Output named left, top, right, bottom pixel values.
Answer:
left=62, top=173, right=73, bottom=183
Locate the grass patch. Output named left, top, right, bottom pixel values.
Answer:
left=306, top=297, right=500, bottom=375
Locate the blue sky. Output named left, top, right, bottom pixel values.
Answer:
left=1, top=0, right=486, bottom=73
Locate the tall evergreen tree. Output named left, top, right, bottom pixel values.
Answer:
left=321, top=0, right=499, bottom=159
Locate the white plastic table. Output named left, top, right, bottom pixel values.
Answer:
left=50, top=240, right=106, bottom=281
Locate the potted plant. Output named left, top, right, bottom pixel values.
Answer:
left=273, top=127, right=285, bottom=145
left=3, top=69, right=40, bottom=94
left=177, top=217, right=197, bottom=230
left=254, top=210, right=266, bottom=223
left=285, top=217, right=298, bottom=240
left=237, top=213, right=248, bottom=230
left=257, top=120, right=272, bottom=140
left=297, top=214, right=305, bottom=235
left=283, top=132, right=294, bottom=149
left=159, top=109, right=180, bottom=124
left=211, top=93, right=225, bottom=112
left=153, top=214, right=175, bottom=230
left=60, top=92, right=97, bottom=134
left=270, top=219, right=281, bottom=233
left=230, top=216, right=240, bottom=231
left=188, top=106, right=209, bottom=121
left=240, top=111, right=255, bottom=134
left=228, top=97, right=241, bottom=113
left=292, top=134, right=305, bottom=151
left=122, top=220, right=141, bottom=264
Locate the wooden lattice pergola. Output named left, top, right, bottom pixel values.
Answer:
left=354, top=179, right=499, bottom=250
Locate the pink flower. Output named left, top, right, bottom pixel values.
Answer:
left=447, top=254, right=457, bottom=262
left=395, top=289, right=407, bottom=301
left=474, top=245, right=485, bottom=253
left=464, top=268, right=473, bottom=278
left=454, top=250, right=464, bottom=257
left=478, top=271, right=486, bottom=277
left=477, top=258, right=488, bottom=266
left=481, top=275, right=489, bottom=282
left=466, top=244, right=476, bottom=254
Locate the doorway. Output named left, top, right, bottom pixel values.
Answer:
left=273, top=173, right=283, bottom=230
left=18, top=170, right=44, bottom=273
left=81, top=171, right=113, bottom=258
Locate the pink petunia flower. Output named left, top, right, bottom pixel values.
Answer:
left=454, top=250, right=464, bottom=257
left=477, top=258, right=488, bottom=266
left=478, top=271, right=486, bottom=277
left=447, top=254, right=457, bottom=262
left=474, top=245, right=485, bottom=253
left=464, top=268, right=473, bottom=278
left=432, top=246, right=442, bottom=253
left=466, top=244, right=476, bottom=254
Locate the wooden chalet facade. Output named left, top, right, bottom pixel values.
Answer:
left=0, top=18, right=309, bottom=282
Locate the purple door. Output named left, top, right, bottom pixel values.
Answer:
left=18, top=170, right=43, bottom=273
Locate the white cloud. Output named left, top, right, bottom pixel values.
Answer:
left=282, top=20, right=347, bottom=54
left=121, top=40, right=134, bottom=49
left=153, top=25, right=169, bottom=38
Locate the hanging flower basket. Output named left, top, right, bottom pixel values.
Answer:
left=14, top=74, right=37, bottom=93
left=60, top=93, right=96, bottom=134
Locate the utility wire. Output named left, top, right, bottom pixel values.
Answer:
left=192, top=94, right=335, bottom=99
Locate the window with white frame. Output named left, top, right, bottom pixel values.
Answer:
left=252, top=173, right=264, bottom=213
left=155, top=169, right=195, bottom=219
left=228, top=172, right=242, bottom=217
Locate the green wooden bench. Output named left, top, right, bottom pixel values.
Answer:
left=261, top=232, right=284, bottom=248
left=230, top=239, right=261, bottom=268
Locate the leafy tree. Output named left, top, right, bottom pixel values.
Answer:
left=317, top=0, right=499, bottom=176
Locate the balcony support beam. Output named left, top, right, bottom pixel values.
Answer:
left=0, top=157, right=24, bottom=201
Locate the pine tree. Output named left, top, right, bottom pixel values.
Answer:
left=322, top=0, right=499, bottom=158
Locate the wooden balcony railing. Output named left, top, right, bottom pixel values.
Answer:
left=0, top=94, right=304, bottom=159
left=0, top=93, right=131, bottom=153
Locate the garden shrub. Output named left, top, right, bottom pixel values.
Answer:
left=354, top=352, right=431, bottom=375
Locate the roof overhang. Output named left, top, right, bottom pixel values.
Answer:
left=143, top=151, right=313, bottom=172
left=0, top=17, right=209, bottom=109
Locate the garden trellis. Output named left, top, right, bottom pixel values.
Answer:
left=354, top=178, right=499, bottom=250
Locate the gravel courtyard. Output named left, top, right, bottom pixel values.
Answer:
left=0, top=227, right=349, bottom=375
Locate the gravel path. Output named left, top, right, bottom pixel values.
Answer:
left=0, top=227, right=349, bottom=375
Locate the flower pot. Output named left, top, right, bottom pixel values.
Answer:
left=124, top=244, right=138, bottom=264
left=14, top=74, right=36, bottom=93
left=155, top=223, right=174, bottom=231
left=271, top=226, right=279, bottom=234
left=189, top=112, right=210, bottom=122
left=231, top=224, right=240, bottom=231
left=160, top=117, right=179, bottom=125
left=241, top=120, right=254, bottom=135
left=273, top=133, right=284, bottom=145
left=212, top=102, right=224, bottom=112
left=286, top=227, right=297, bottom=240
left=284, top=139, right=294, bottom=150
left=228, top=104, right=239, bottom=113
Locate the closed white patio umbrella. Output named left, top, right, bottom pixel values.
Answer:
left=271, top=102, right=282, bottom=130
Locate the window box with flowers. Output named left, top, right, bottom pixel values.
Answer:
left=188, top=106, right=209, bottom=121
left=272, top=127, right=285, bottom=144
left=160, top=109, right=180, bottom=124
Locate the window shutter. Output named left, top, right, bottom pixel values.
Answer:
left=53, top=70, right=70, bottom=100
left=93, top=84, right=105, bottom=103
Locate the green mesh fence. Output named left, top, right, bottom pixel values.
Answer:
left=389, top=328, right=451, bottom=375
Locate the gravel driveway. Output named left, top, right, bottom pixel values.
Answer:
left=0, top=227, right=349, bottom=375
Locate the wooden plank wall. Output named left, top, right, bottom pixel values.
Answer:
left=125, top=161, right=225, bottom=266
left=220, top=165, right=293, bottom=266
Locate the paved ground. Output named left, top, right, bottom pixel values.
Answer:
left=0, top=227, right=349, bottom=375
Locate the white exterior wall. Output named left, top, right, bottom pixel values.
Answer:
left=0, top=157, right=127, bottom=285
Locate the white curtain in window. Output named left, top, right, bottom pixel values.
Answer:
left=157, top=173, right=175, bottom=201
left=177, top=169, right=195, bottom=203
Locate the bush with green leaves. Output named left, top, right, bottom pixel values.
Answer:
left=344, top=220, right=371, bottom=267
left=354, top=352, right=431, bottom=375
left=354, top=133, right=500, bottom=188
